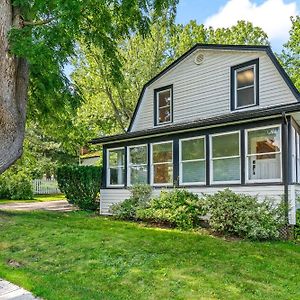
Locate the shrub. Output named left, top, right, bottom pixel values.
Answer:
left=0, top=171, right=33, bottom=200
left=203, top=189, right=286, bottom=240
left=9, top=172, right=34, bottom=200
left=295, top=210, right=300, bottom=240
left=136, top=189, right=207, bottom=230
left=0, top=176, right=10, bottom=199
left=57, top=165, right=101, bottom=210
left=110, top=184, right=152, bottom=220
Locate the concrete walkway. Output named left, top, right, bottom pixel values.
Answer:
left=0, top=279, right=39, bottom=299
left=0, top=200, right=74, bottom=212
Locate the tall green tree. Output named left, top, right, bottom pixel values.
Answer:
left=280, top=16, right=300, bottom=90
left=72, top=20, right=270, bottom=141
left=170, top=20, right=269, bottom=59
left=0, top=0, right=178, bottom=173
left=72, top=18, right=173, bottom=141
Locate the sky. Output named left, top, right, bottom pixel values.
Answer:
left=176, top=0, right=300, bottom=52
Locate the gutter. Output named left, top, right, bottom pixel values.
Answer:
left=91, top=102, right=300, bottom=145
left=282, top=112, right=290, bottom=224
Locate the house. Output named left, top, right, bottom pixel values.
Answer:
left=91, top=44, right=300, bottom=225
left=79, top=147, right=100, bottom=166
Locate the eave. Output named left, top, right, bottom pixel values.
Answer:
left=91, top=102, right=300, bottom=145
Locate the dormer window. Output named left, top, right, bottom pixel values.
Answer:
left=231, top=59, right=259, bottom=111
left=154, top=85, right=173, bottom=126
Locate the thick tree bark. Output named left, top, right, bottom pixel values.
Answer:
left=0, top=0, right=29, bottom=173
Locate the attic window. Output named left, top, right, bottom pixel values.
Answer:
left=154, top=85, right=173, bottom=126
left=231, top=59, right=259, bottom=111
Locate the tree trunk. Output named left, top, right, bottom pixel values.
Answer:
left=0, top=0, right=29, bottom=173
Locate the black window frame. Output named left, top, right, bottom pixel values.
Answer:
left=231, top=58, right=259, bottom=111
left=154, top=84, right=173, bottom=126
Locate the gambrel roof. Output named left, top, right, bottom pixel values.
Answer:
left=127, top=44, right=300, bottom=132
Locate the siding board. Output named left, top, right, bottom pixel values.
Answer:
left=131, top=50, right=297, bottom=132
left=100, top=185, right=285, bottom=216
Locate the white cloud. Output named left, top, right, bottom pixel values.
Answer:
left=204, top=0, right=298, bottom=45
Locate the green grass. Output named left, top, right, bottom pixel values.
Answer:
left=0, top=194, right=65, bottom=204
left=0, top=211, right=299, bottom=300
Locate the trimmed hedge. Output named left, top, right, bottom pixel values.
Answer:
left=57, top=165, right=102, bottom=210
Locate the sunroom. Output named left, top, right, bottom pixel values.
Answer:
left=104, top=123, right=285, bottom=188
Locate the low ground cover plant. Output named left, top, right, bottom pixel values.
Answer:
left=57, top=165, right=101, bottom=210
left=111, top=185, right=286, bottom=240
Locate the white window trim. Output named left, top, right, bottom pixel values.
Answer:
left=179, top=136, right=206, bottom=185
left=234, top=64, right=256, bottom=110
left=297, top=132, right=300, bottom=183
left=156, top=88, right=172, bottom=126
left=245, top=125, right=282, bottom=183
left=291, top=127, right=297, bottom=183
left=107, top=147, right=125, bottom=188
left=151, top=141, right=173, bottom=186
left=127, top=144, right=148, bottom=187
left=210, top=131, right=241, bottom=184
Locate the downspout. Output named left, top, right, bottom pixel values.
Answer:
left=282, top=112, right=289, bottom=225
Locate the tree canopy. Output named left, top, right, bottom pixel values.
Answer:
left=0, top=0, right=178, bottom=173
left=71, top=20, right=270, bottom=146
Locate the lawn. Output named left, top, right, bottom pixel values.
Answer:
left=0, top=211, right=299, bottom=300
left=0, top=194, right=65, bottom=204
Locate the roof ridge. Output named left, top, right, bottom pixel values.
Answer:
left=124, top=43, right=299, bottom=132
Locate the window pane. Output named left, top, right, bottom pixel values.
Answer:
left=213, top=157, right=240, bottom=182
left=248, top=153, right=281, bottom=180
left=153, top=163, right=173, bottom=184
left=248, top=127, right=280, bottom=155
left=237, top=67, right=254, bottom=88
left=153, top=143, right=173, bottom=163
left=130, top=166, right=147, bottom=184
left=212, top=133, right=239, bottom=158
left=110, top=167, right=124, bottom=185
left=237, top=86, right=254, bottom=107
left=129, top=146, right=147, bottom=165
left=159, top=106, right=171, bottom=123
left=158, top=90, right=171, bottom=107
left=182, top=161, right=205, bottom=183
left=109, top=149, right=124, bottom=166
left=182, top=138, right=205, bottom=160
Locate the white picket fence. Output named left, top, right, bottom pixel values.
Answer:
left=32, top=179, right=61, bottom=195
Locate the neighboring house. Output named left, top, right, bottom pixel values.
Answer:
left=91, top=44, right=300, bottom=225
left=80, top=153, right=100, bottom=166
left=79, top=147, right=100, bottom=166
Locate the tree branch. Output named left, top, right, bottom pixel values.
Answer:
left=23, top=17, right=55, bottom=27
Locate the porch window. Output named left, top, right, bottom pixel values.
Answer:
left=128, top=145, right=148, bottom=185
left=179, top=137, right=205, bottom=184
left=211, top=131, right=240, bottom=183
left=107, top=148, right=125, bottom=186
left=155, top=86, right=172, bottom=125
left=151, top=141, right=173, bottom=185
left=246, top=126, right=281, bottom=182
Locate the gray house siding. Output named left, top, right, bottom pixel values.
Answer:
left=131, top=50, right=298, bottom=132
